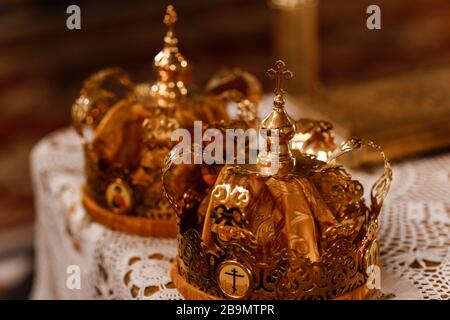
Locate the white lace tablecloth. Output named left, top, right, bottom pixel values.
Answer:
left=30, top=127, right=450, bottom=300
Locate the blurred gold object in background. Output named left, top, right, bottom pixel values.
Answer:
left=271, top=0, right=450, bottom=164
left=270, top=0, right=320, bottom=95
left=312, top=67, right=450, bottom=165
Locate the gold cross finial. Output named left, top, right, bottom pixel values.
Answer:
left=163, top=5, right=178, bottom=29
left=266, top=60, right=293, bottom=95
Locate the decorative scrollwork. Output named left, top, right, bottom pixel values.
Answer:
left=211, top=184, right=250, bottom=212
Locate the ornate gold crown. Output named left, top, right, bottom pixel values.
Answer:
left=71, top=5, right=262, bottom=237
left=163, top=60, right=392, bottom=299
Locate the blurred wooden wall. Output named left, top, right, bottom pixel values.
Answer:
left=319, top=0, right=450, bottom=85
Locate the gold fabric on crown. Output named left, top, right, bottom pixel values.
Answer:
left=71, top=5, right=262, bottom=237
left=163, top=60, right=392, bottom=299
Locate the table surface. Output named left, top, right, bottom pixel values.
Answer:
left=30, top=123, right=450, bottom=300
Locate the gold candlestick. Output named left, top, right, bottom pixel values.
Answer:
left=269, top=0, right=320, bottom=95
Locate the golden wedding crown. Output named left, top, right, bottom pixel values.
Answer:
left=71, top=5, right=262, bottom=237
left=163, top=60, right=393, bottom=299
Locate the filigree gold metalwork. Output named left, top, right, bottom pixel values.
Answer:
left=291, top=118, right=336, bottom=161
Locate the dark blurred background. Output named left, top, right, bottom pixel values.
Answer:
left=0, top=0, right=449, bottom=299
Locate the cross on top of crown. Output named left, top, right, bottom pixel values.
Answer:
left=266, top=60, right=293, bottom=95
left=164, top=5, right=178, bottom=28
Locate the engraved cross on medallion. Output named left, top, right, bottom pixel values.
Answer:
left=266, top=60, right=293, bottom=95
left=225, top=267, right=244, bottom=293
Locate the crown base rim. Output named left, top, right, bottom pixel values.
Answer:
left=82, top=188, right=177, bottom=238
left=171, top=259, right=378, bottom=300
